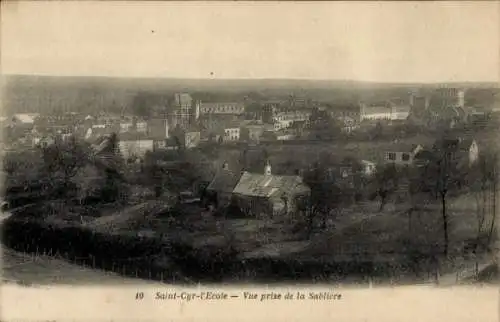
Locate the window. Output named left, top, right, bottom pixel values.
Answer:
left=401, top=153, right=410, bottom=161
left=387, top=152, right=396, bottom=161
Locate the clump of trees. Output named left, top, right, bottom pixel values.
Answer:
left=298, top=155, right=368, bottom=238
left=36, top=134, right=129, bottom=206
left=142, top=148, right=217, bottom=203
left=405, top=142, right=498, bottom=259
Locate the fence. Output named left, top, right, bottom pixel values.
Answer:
left=2, top=217, right=489, bottom=286
left=3, top=245, right=192, bottom=285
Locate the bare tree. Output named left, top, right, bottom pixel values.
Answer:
left=370, top=163, right=399, bottom=212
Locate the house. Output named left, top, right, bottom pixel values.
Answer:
left=205, top=161, right=242, bottom=208
left=170, top=125, right=201, bottom=149
left=12, top=113, right=39, bottom=125
left=388, top=100, right=411, bottom=121
left=204, top=121, right=243, bottom=144
left=384, top=144, right=424, bottom=166
left=359, top=102, right=392, bottom=121
left=272, top=110, right=311, bottom=131
left=222, top=124, right=241, bottom=142
left=118, top=132, right=156, bottom=160
left=199, top=114, right=244, bottom=136
left=199, top=102, right=245, bottom=115
left=432, top=136, right=479, bottom=167
left=232, top=161, right=311, bottom=218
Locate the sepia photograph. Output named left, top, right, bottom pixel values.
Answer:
left=1, top=1, right=499, bottom=321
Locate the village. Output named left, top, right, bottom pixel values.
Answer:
left=2, top=85, right=500, bottom=284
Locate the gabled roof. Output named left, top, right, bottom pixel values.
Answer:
left=13, top=113, right=38, bottom=124
left=362, top=105, right=391, bottom=115
left=232, top=172, right=309, bottom=198
left=206, top=169, right=241, bottom=194
left=385, top=143, right=423, bottom=153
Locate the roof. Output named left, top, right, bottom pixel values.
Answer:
left=361, top=160, right=376, bottom=166
left=232, top=172, right=309, bottom=198
left=362, top=105, right=391, bottom=115
left=206, top=169, right=241, bottom=194
left=201, top=102, right=245, bottom=108
left=414, top=149, right=436, bottom=161
left=13, top=113, right=38, bottom=124
left=385, top=143, right=423, bottom=153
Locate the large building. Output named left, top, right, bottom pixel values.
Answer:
left=169, top=93, right=200, bottom=130
left=199, top=102, right=245, bottom=115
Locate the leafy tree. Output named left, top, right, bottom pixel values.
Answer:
left=302, top=166, right=342, bottom=237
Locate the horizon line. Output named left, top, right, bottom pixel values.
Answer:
left=3, top=73, right=499, bottom=86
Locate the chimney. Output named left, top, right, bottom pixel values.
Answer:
left=409, top=92, right=415, bottom=107
left=264, top=160, right=272, bottom=175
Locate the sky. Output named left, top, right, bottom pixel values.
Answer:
left=1, top=1, right=499, bottom=83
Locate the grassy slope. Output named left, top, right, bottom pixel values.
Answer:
left=2, top=247, right=162, bottom=286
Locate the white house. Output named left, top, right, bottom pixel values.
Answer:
left=12, top=113, right=39, bottom=125
left=118, top=133, right=155, bottom=160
